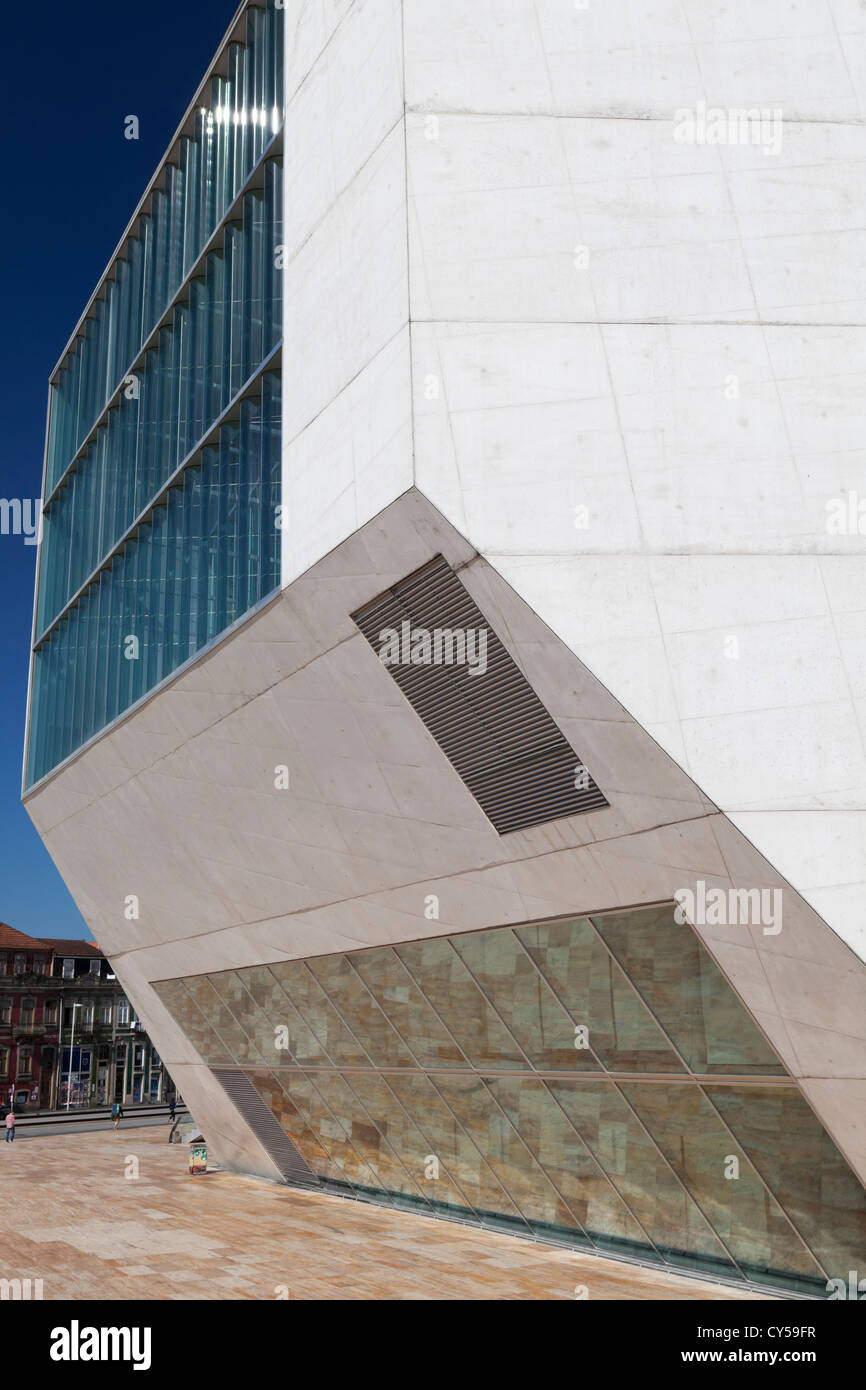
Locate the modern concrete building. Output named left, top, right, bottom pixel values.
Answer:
left=23, top=0, right=866, bottom=1296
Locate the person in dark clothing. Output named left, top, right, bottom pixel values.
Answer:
left=167, top=1098, right=177, bottom=1124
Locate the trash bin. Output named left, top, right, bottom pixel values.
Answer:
left=189, top=1139, right=207, bottom=1174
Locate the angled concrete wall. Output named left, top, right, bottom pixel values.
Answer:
left=23, top=491, right=866, bottom=1193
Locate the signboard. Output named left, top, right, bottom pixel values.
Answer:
left=189, top=1142, right=207, bottom=1175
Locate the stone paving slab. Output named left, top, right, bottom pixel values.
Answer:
left=0, top=1128, right=770, bottom=1300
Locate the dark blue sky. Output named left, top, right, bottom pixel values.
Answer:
left=0, top=0, right=239, bottom=938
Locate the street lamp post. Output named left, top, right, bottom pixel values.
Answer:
left=64, top=1002, right=81, bottom=1113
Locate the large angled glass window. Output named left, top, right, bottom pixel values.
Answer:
left=154, top=903, right=866, bottom=1297
left=488, top=1076, right=653, bottom=1259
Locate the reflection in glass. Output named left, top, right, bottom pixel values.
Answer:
left=155, top=904, right=866, bottom=1296
left=517, top=917, right=684, bottom=1073
left=452, top=928, right=600, bottom=1071
left=592, top=905, right=786, bottom=1075
left=621, top=1083, right=824, bottom=1294
left=395, top=938, right=526, bottom=1070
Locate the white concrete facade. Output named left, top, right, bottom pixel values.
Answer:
left=281, top=0, right=866, bottom=962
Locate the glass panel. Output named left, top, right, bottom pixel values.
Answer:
left=592, top=904, right=786, bottom=1076
left=489, top=1076, right=655, bottom=1258
left=345, top=1071, right=470, bottom=1218
left=548, top=1078, right=740, bottom=1280
left=435, top=1073, right=593, bottom=1246
left=306, top=954, right=416, bottom=1068
left=152, top=979, right=233, bottom=1065
left=207, top=971, right=282, bottom=1070
left=292, top=1071, right=386, bottom=1195
left=268, top=961, right=371, bottom=1068
left=36, top=156, right=283, bottom=643
left=452, top=927, right=601, bottom=1071
left=620, top=1083, right=825, bottom=1294
left=136, top=893, right=866, bottom=1299
left=27, top=372, right=281, bottom=786
left=313, top=1071, right=432, bottom=1210
left=244, top=965, right=329, bottom=1066
left=395, top=937, right=527, bottom=1070
left=350, top=946, right=469, bottom=1069
left=516, top=917, right=686, bottom=1074
left=710, top=1085, right=866, bottom=1287
left=182, top=976, right=263, bottom=1065
left=387, top=1071, right=530, bottom=1237
left=244, top=1067, right=343, bottom=1183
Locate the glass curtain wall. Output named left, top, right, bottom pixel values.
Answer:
left=27, top=1, right=285, bottom=789
left=44, top=1, right=283, bottom=496
left=153, top=903, right=866, bottom=1298
left=27, top=374, right=281, bottom=787
left=37, top=161, right=283, bottom=638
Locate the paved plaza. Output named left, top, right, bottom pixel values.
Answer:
left=0, top=1127, right=770, bottom=1300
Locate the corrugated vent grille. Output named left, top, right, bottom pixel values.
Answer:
left=212, top=1068, right=319, bottom=1187
left=352, top=555, right=607, bottom=835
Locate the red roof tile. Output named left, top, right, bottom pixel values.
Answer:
left=0, top=923, right=48, bottom=952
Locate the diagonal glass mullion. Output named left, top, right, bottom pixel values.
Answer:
left=381, top=950, right=539, bottom=1228
left=295, top=958, right=441, bottom=1207
left=206, top=970, right=279, bottom=1066
left=466, top=1076, right=597, bottom=1248
left=569, top=916, right=805, bottom=1279
left=371, top=1072, right=505, bottom=1228
left=435, top=938, right=649, bottom=1247
left=276, top=1068, right=376, bottom=1196
left=699, top=1084, right=831, bottom=1283
left=540, top=1077, right=742, bottom=1280
left=267, top=960, right=373, bottom=1068
left=342, top=951, right=435, bottom=1069
left=389, top=1069, right=532, bottom=1236
left=331, top=1070, right=438, bottom=1213
left=441, top=936, right=540, bottom=1073
left=154, top=978, right=234, bottom=1065
left=608, top=1078, right=750, bottom=1282
left=589, top=906, right=785, bottom=1077
left=516, top=919, right=690, bottom=1076
left=390, top=943, right=601, bottom=1241
left=508, top=927, right=621, bottom=1074
left=257, top=1066, right=369, bottom=1191
left=258, top=968, right=397, bottom=1193
left=254, top=964, right=331, bottom=1065
left=513, top=926, right=743, bottom=1276
left=245, top=1066, right=339, bottom=1181
left=182, top=975, right=266, bottom=1066
left=273, top=963, right=449, bottom=1201
left=306, top=1068, right=429, bottom=1206
left=325, top=955, right=493, bottom=1217
left=310, top=953, right=416, bottom=1068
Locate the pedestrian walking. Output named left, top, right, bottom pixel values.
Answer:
left=5, top=1110, right=15, bottom=1143
left=167, top=1098, right=177, bottom=1124
left=111, top=1101, right=124, bottom=1130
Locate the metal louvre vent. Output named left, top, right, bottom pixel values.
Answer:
left=352, top=555, right=607, bottom=834
left=212, top=1068, right=319, bottom=1187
